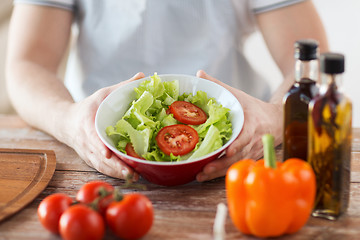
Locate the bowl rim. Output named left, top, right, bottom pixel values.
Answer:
left=95, top=73, right=244, bottom=166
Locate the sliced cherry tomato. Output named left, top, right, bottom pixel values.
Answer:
left=37, top=193, right=73, bottom=234
left=169, top=101, right=207, bottom=125
left=106, top=193, right=154, bottom=240
left=125, top=143, right=144, bottom=159
left=76, top=181, right=114, bottom=215
left=59, top=204, right=105, bottom=240
left=156, top=124, right=199, bottom=156
left=166, top=107, right=171, bottom=115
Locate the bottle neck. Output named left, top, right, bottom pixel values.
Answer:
left=319, top=72, right=343, bottom=92
left=295, top=59, right=318, bottom=82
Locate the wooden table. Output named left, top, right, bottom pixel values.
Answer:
left=0, top=114, right=359, bottom=240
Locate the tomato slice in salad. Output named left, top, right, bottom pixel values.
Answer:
left=169, top=101, right=207, bottom=125
left=156, top=124, right=199, bottom=156
left=125, top=143, right=144, bottom=159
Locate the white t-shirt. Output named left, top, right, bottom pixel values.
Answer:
left=14, top=0, right=305, bottom=101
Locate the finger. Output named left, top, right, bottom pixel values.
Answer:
left=100, top=72, right=146, bottom=97
left=90, top=146, right=138, bottom=179
left=99, top=155, right=139, bottom=180
left=196, top=70, right=233, bottom=90
left=132, top=72, right=146, bottom=80
left=196, top=70, right=218, bottom=82
left=226, top=126, right=252, bottom=157
left=93, top=137, right=112, bottom=159
left=88, top=123, right=113, bottom=159
left=84, top=131, right=139, bottom=180
left=112, top=72, right=145, bottom=89
left=87, top=150, right=139, bottom=180
left=196, top=138, right=262, bottom=182
left=196, top=152, right=241, bottom=182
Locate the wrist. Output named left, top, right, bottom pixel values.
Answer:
left=262, top=102, right=283, bottom=147
left=49, top=101, right=77, bottom=146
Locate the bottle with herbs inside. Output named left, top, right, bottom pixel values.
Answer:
left=308, top=53, right=352, bottom=220
left=283, top=39, right=319, bottom=161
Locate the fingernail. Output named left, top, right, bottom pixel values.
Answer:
left=132, top=72, right=144, bottom=79
left=196, top=70, right=206, bottom=78
left=132, top=72, right=140, bottom=78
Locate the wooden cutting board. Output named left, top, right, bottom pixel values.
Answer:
left=0, top=148, right=56, bottom=222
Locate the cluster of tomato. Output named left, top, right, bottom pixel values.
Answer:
left=37, top=180, right=154, bottom=240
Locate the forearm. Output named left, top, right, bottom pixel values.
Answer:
left=269, top=71, right=294, bottom=105
left=5, top=4, right=74, bottom=143
left=5, top=4, right=144, bottom=180
left=257, top=1, right=328, bottom=100
left=6, top=60, right=75, bottom=144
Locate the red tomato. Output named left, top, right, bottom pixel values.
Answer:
left=125, top=142, right=144, bottom=159
left=106, top=193, right=154, bottom=240
left=166, top=107, right=171, bottom=115
left=76, top=181, right=114, bottom=215
left=169, top=101, right=207, bottom=125
left=59, top=204, right=105, bottom=240
left=156, top=124, right=199, bottom=156
left=37, top=193, right=73, bottom=234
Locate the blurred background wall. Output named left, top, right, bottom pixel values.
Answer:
left=245, top=0, right=360, bottom=127
left=0, top=0, right=359, bottom=126
left=0, top=0, right=12, bottom=114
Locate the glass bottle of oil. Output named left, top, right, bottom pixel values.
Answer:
left=283, top=39, right=319, bottom=161
left=308, top=53, right=352, bottom=220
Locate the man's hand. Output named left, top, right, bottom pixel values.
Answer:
left=64, top=72, right=145, bottom=180
left=195, top=70, right=282, bottom=182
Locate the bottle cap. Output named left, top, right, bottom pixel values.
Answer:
left=320, top=53, right=345, bottom=74
left=294, top=39, right=319, bottom=60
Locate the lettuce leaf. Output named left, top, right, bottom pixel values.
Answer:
left=106, top=119, right=151, bottom=156
left=123, top=90, right=156, bottom=128
left=194, top=99, right=231, bottom=137
left=188, top=125, right=223, bottom=160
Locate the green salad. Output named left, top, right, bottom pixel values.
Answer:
left=106, top=73, right=232, bottom=162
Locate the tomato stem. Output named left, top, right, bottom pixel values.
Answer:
left=119, top=174, right=147, bottom=191
left=90, top=198, right=100, bottom=211
left=98, top=187, right=111, bottom=198
left=262, top=134, right=277, bottom=169
left=113, top=189, right=124, bottom=202
left=88, top=187, right=112, bottom=211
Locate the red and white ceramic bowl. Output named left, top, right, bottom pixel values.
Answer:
left=95, top=74, right=244, bottom=186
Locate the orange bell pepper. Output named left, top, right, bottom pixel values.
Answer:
left=226, top=134, right=316, bottom=238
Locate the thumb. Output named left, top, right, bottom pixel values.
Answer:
left=196, top=70, right=214, bottom=81
left=119, top=72, right=146, bottom=86
left=130, top=72, right=146, bottom=81
left=108, top=72, right=145, bottom=92
left=196, top=70, right=232, bottom=90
